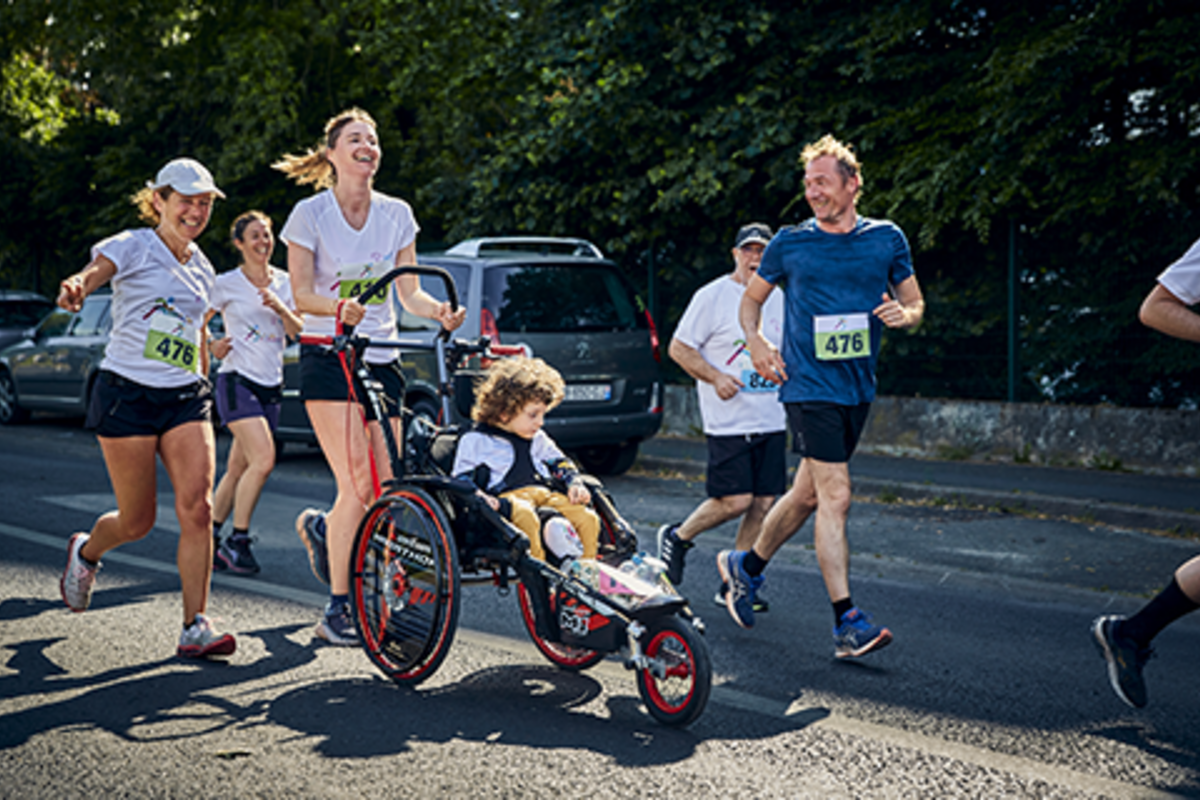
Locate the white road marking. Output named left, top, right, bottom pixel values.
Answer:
left=941, top=548, right=1034, bottom=562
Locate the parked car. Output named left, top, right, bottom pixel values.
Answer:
left=274, top=237, right=663, bottom=475
left=0, top=289, right=227, bottom=426
left=0, top=289, right=54, bottom=352
left=0, top=289, right=111, bottom=424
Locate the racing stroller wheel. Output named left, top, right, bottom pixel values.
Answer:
left=635, top=615, right=711, bottom=727
left=517, top=580, right=606, bottom=672
left=351, top=484, right=460, bottom=686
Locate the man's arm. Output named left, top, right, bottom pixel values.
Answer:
left=740, top=274, right=787, bottom=383
left=873, top=275, right=925, bottom=329
left=668, top=338, right=743, bottom=400
left=1140, top=284, right=1200, bottom=343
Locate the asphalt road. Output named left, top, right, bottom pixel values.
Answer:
left=1, top=420, right=1198, bottom=798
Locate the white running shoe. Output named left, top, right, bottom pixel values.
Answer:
left=60, top=532, right=98, bottom=612
left=177, top=614, right=237, bottom=659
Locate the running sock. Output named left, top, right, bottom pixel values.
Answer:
left=230, top=527, right=249, bottom=541
left=329, top=593, right=350, bottom=613
left=833, top=598, right=854, bottom=626
left=1119, top=577, right=1200, bottom=647
left=743, top=550, right=769, bottom=577
left=213, top=520, right=225, bottom=538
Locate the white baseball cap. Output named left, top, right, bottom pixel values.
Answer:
left=147, top=158, right=226, bottom=198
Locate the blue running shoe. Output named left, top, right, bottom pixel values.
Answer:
left=715, top=583, right=769, bottom=613
left=716, top=550, right=761, bottom=629
left=1091, top=615, right=1152, bottom=708
left=834, top=607, right=893, bottom=658
left=295, top=508, right=330, bottom=585
left=217, top=534, right=261, bottom=576
left=316, top=602, right=358, bottom=646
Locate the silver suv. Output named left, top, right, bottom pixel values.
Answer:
left=275, top=237, right=663, bottom=475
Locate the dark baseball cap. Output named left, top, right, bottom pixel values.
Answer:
left=734, top=222, right=773, bottom=248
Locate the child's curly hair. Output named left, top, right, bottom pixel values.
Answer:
left=471, top=357, right=565, bottom=426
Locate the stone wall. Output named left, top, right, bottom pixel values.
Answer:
left=661, top=385, right=1200, bottom=476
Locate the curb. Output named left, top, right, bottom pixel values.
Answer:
left=635, top=455, right=1200, bottom=537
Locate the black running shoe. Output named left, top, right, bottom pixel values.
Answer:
left=656, top=523, right=692, bottom=585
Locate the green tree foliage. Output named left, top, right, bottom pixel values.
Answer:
left=1, top=0, right=1197, bottom=406
left=456, top=0, right=1200, bottom=406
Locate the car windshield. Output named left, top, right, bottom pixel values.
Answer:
left=72, top=296, right=110, bottom=336
left=485, top=264, right=644, bottom=333
left=36, top=309, right=73, bottom=337
left=0, top=299, right=52, bottom=328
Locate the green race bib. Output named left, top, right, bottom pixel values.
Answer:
left=814, top=313, right=870, bottom=361
left=144, top=313, right=200, bottom=373
left=338, top=262, right=390, bottom=304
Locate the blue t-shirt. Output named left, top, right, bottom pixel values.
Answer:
left=757, top=216, right=913, bottom=405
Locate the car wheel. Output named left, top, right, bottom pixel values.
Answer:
left=575, top=442, right=639, bottom=476
left=0, top=369, right=30, bottom=425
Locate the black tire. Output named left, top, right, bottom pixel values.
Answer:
left=516, top=581, right=606, bottom=672
left=408, top=396, right=441, bottom=427
left=635, top=615, right=712, bottom=727
left=575, top=442, right=639, bottom=476
left=351, top=484, right=460, bottom=686
left=0, top=369, right=29, bottom=425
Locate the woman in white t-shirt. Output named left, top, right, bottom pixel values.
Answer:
left=273, top=108, right=466, bottom=646
left=206, top=211, right=303, bottom=575
left=56, top=157, right=237, bottom=659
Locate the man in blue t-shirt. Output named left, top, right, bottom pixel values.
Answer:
left=716, top=134, right=925, bottom=661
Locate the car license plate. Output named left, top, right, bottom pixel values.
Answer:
left=564, top=383, right=612, bottom=402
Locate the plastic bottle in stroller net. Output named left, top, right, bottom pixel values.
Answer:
left=566, top=558, right=601, bottom=588
left=622, top=552, right=673, bottom=592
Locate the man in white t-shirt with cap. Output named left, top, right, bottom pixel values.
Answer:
left=657, top=222, right=787, bottom=611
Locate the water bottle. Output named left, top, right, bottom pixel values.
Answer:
left=567, top=558, right=600, bottom=589
left=620, top=552, right=666, bottom=593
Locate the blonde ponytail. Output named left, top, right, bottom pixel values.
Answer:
left=273, top=107, right=378, bottom=191
left=130, top=186, right=172, bottom=225
left=271, top=148, right=334, bottom=189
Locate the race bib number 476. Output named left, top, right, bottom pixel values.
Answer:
left=144, top=314, right=200, bottom=373
left=338, top=261, right=392, bottom=304
left=814, top=313, right=870, bottom=361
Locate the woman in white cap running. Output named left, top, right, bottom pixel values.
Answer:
left=57, top=157, right=237, bottom=659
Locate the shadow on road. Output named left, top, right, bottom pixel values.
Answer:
left=0, top=622, right=315, bottom=750
left=264, top=664, right=829, bottom=766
